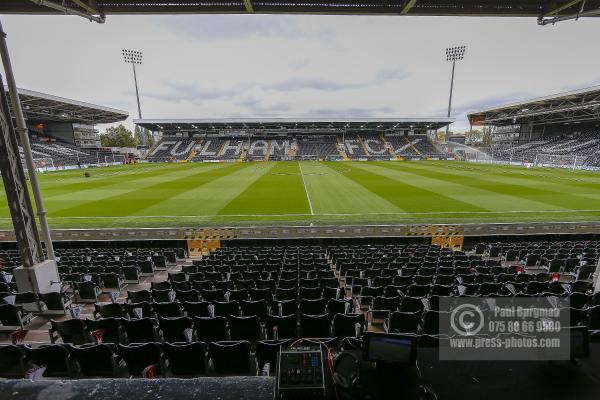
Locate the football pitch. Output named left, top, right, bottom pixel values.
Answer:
left=2, top=160, right=600, bottom=229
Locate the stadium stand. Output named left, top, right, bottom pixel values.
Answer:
left=297, top=135, right=342, bottom=160
left=385, top=134, right=418, bottom=157
left=218, top=139, right=246, bottom=161
left=342, top=134, right=368, bottom=159
left=411, top=135, right=444, bottom=157
left=246, top=139, right=271, bottom=161
left=1, top=238, right=598, bottom=379
left=147, top=132, right=448, bottom=162
left=487, top=131, right=600, bottom=168
left=24, top=132, right=124, bottom=168
left=190, top=138, right=226, bottom=161
left=351, top=133, right=391, bottom=160
left=269, top=139, right=293, bottom=161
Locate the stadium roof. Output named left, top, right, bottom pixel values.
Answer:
left=467, top=85, right=600, bottom=127
left=3, top=0, right=600, bottom=18
left=135, top=118, right=453, bottom=133
left=7, top=87, right=129, bottom=125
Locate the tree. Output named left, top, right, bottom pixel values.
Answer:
left=464, top=130, right=483, bottom=145
left=134, top=125, right=155, bottom=147
left=100, top=124, right=137, bottom=148
left=482, top=128, right=493, bottom=146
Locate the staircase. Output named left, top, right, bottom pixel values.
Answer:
left=238, top=147, right=247, bottom=162
left=144, top=140, right=161, bottom=159
left=186, top=140, right=201, bottom=161
left=216, top=141, right=227, bottom=159
left=406, top=137, right=422, bottom=156
left=357, top=135, right=370, bottom=156
left=288, top=141, right=298, bottom=160
left=337, top=137, right=350, bottom=160
left=264, top=141, right=272, bottom=161
left=381, top=134, right=399, bottom=159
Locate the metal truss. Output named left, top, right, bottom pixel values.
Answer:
left=9, top=88, right=128, bottom=125
left=27, top=0, right=104, bottom=23
left=539, top=0, right=600, bottom=25
left=0, top=78, right=44, bottom=268
left=0, top=0, right=598, bottom=19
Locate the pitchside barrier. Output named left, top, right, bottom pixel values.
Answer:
left=3, top=222, right=600, bottom=243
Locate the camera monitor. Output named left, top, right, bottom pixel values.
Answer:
left=363, top=332, right=417, bottom=365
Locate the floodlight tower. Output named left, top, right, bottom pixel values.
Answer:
left=445, top=45, right=466, bottom=141
left=122, top=49, right=145, bottom=146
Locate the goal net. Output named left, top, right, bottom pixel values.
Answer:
left=534, top=154, right=584, bottom=169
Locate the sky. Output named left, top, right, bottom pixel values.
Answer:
left=3, top=14, right=600, bottom=132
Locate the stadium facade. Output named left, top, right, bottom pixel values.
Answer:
left=12, top=87, right=128, bottom=147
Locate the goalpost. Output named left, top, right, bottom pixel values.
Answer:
left=32, top=157, right=54, bottom=172
left=533, top=153, right=583, bottom=170
left=103, top=153, right=126, bottom=166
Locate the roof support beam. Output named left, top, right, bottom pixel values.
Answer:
left=70, top=0, right=99, bottom=15
left=28, top=0, right=104, bottom=22
left=243, top=0, right=255, bottom=13
left=543, top=0, right=584, bottom=16
left=401, top=0, right=418, bottom=14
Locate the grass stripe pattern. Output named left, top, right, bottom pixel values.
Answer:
left=2, top=160, right=600, bottom=228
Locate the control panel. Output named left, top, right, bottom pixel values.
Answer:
left=276, top=347, right=326, bottom=400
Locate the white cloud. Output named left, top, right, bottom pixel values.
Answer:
left=3, top=14, right=599, bottom=132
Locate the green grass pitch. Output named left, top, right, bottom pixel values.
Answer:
left=2, top=160, right=600, bottom=229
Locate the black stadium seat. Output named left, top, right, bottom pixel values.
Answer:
left=183, top=301, right=211, bottom=318
left=0, top=345, right=28, bottom=379
left=256, top=339, right=291, bottom=373
left=94, top=303, right=125, bottom=319
left=69, top=344, right=121, bottom=377
left=266, top=314, right=297, bottom=339
left=299, top=313, right=332, bottom=338
left=208, top=341, right=253, bottom=375
left=50, top=319, right=91, bottom=345
left=121, top=318, right=159, bottom=343
left=118, top=342, right=163, bottom=377
left=154, top=301, right=183, bottom=318
left=85, top=318, right=123, bottom=343
left=193, top=316, right=228, bottom=342
left=229, top=315, right=263, bottom=342
left=163, top=342, right=207, bottom=376
left=26, top=344, right=76, bottom=378
left=332, top=313, right=365, bottom=337
left=159, top=316, right=193, bottom=342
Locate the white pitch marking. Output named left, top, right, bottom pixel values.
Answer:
left=298, top=161, right=314, bottom=215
